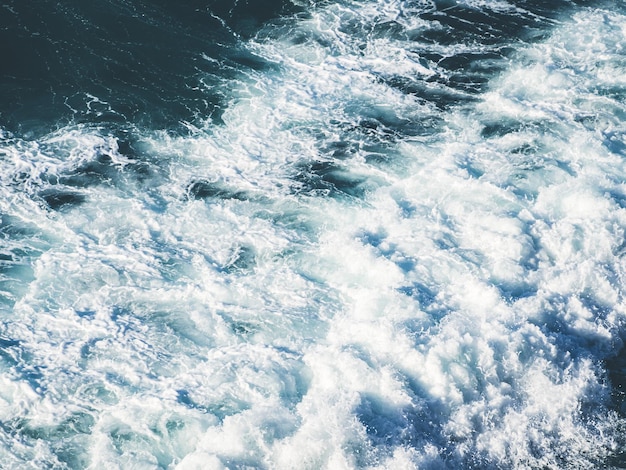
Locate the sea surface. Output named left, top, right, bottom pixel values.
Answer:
left=1, top=0, right=626, bottom=468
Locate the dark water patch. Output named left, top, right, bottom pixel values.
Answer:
left=384, top=75, right=477, bottom=109
left=206, top=0, right=305, bottom=39
left=322, top=116, right=438, bottom=171
left=186, top=180, right=248, bottom=202
left=453, top=247, right=486, bottom=269
left=360, top=372, right=458, bottom=464
left=433, top=231, right=458, bottom=251
left=605, top=448, right=626, bottom=470
left=578, top=292, right=615, bottom=323
left=398, top=283, right=437, bottom=308
left=320, top=140, right=359, bottom=160
left=436, top=51, right=508, bottom=94
left=227, top=50, right=276, bottom=72
left=15, top=412, right=95, bottom=441
left=605, top=345, right=626, bottom=470
left=482, top=119, right=569, bottom=142
left=107, top=133, right=161, bottom=183
left=357, top=118, right=400, bottom=141
left=58, top=154, right=124, bottom=189
left=75, top=310, right=97, bottom=320
left=395, top=198, right=417, bottom=218
left=438, top=51, right=506, bottom=74
left=38, top=188, right=86, bottom=211
left=333, top=109, right=429, bottom=144
left=363, top=152, right=393, bottom=166
left=0, top=215, right=44, bottom=240
left=593, top=84, right=626, bottom=105
left=457, top=157, right=484, bottom=179
left=496, top=281, right=538, bottom=304
left=397, top=0, right=594, bottom=111
left=0, top=337, right=20, bottom=349
left=12, top=359, right=47, bottom=397
left=509, top=143, right=541, bottom=157
left=531, top=293, right=621, bottom=362
left=357, top=113, right=429, bottom=139
left=176, top=389, right=200, bottom=410
left=0, top=0, right=294, bottom=135
left=359, top=230, right=417, bottom=272
left=292, top=160, right=370, bottom=199
left=370, top=20, right=407, bottom=39
left=481, top=120, right=526, bottom=138
left=356, top=392, right=420, bottom=450
left=0, top=2, right=217, bottom=132
left=602, top=129, right=626, bottom=156
left=359, top=229, right=387, bottom=249
left=553, top=158, right=577, bottom=177
left=0, top=337, right=20, bottom=367
left=416, top=0, right=581, bottom=47
left=608, top=190, right=626, bottom=211
left=222, top=245, right=257, bottom=273
left=79, top=339, right=101, bottom=364
left=177, top=389, right=250, bottom=422
left=445, top=73, right=490, bottom=94
left=109, top=306, right=137, bottom=335
left=230, top=321, right=258, bottom=337
left=115, top=135, right=140, bottom=159
left=361, top=146, right=413, bottom=177
left=516, top=0, right=603, bottom=18
left=32, top=131, right=161, bottom=191
left=51, top=440, right=92, bottom=470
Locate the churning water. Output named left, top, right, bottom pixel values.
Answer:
left=2, top=0, right=626, bottom=468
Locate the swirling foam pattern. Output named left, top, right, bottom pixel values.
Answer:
left=1, top=0, right=626, bottom=468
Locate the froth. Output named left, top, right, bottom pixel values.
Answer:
left=2, top=1, right=626, bottom=469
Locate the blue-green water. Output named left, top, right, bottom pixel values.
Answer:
left=2, top=0, right=626, bottom=468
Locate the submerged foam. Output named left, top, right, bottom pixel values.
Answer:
left=1, top=0, right=626, bottom=468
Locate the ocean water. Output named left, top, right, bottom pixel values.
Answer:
left=1, top=0, right=626, bottom=468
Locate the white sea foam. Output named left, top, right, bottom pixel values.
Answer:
left=1, top=1, right=626, bottom=469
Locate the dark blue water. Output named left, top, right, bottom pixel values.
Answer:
left=2, top=0, right=626, bottom=468
left=0, top=0, right=590, bottom=134
left=0, top=0, right=303, bottom=134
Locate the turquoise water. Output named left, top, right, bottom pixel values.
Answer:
left=1, top=1, right=626, bottom=468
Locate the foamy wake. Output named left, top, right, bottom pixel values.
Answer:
left=1, top=1, right=625, bottom=468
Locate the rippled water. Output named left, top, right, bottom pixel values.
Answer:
left=2, top=0, right=626, bottom=468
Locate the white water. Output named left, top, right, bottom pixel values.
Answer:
left=1, top=1, right=626, bottom=468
